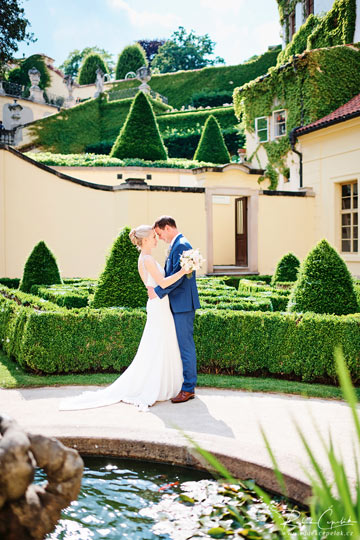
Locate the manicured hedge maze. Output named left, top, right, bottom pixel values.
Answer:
left=1, top=274, right=359, bottom=383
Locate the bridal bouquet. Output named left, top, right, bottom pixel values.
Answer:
left=180, top=249, right=206, bottom=278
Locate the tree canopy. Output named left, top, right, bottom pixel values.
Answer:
left=136, top=39, right=166, bottom=64
left=152, top=26, right=225, bottom=73
left=59, top=46, right=113, bottom=79
left=0, top=0, right=36, bottom=73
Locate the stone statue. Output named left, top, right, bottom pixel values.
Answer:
left=0, top=415, right=83, bottom=539
left=94, top=67, right=105, bottom=97
left=63, top=74, right=75, bottom=108
left=28, top=67, right=45, bottom=103
left=136, top=66, right=151, bottom=94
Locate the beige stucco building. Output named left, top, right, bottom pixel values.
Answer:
left=293, top=93, right=360, bottom=276
left=0, top=146, right=316, bottom=280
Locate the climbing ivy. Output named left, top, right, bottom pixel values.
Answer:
left=307, top=0, right=356, bottom=49
left=277, top=0, right=356, bottom=57
left=234, top=44, right=360, bottom=189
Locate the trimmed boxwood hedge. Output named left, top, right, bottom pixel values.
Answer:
left=30, top=284, right=90, bottom=309
left=1, top=285, right=360, bottom=383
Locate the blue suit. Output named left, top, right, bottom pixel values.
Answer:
left=155, top=234, right=200, bottom=393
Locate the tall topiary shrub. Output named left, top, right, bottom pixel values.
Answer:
left=271, top=253, right=300, bottom=285
left=115, top=44, right=147, bottom=80
left=193, top=115, right=230, bottom=164
left=19, top=241, right=62, bottom=293
left=92, top=227, right=147, bottom=308
left=78, top=53, right=109, bottom=85
left=110, top=91, right=167, bottom=160
left=287, top=239, right=358, bottom=315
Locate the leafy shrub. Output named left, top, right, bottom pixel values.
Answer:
left=115, top=44, right=147, bottom=80
left=288, top=239, right=358, bottom=315
left=110, top=92, right=167, bottom=160
left=194, top=115, right=230, bottom=163
left=78, top=53, right=109, bottom=85
left=190, top=90, right=234, bottom=108
left=19, top=241, right=62, bottom=293
left=92, top=227, right=147, bottom=308
left=271, top=253, right=300, bottom=285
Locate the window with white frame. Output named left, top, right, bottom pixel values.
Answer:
left=255, top=116, right=268, bottom=142
left=341, top=182, right=358, bottom=253
left=273, top=109, right=287, bottom=137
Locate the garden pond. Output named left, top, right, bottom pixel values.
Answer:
left=34, top=456, right=309, bottom=539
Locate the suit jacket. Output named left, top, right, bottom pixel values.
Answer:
left=154, top=234, right=200, bottom=313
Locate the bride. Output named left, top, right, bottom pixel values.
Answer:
left=59, top=225, right=189, bottom=412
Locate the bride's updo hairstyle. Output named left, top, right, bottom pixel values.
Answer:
left=129, top=225, right=153, bottom=251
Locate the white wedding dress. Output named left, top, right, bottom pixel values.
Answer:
left=59, top=259, right=183, bottom=412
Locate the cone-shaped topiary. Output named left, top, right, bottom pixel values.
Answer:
left=78, top=53, right=109, bottom=85
left=92, top=227, right=147, bottom=308
left=287, top=239, right=358, bottom=315
left=193, top=114, right=230, bottom=164
left=271, top=253, right=300, bottom=285
left=115, top=44, right=147, bottom=80
left=19, top=241, right=62, bottom=293
left=110, top=92, right=167, bottom=160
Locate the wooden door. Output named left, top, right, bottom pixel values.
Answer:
left=235, top=197, right=248, bottom=266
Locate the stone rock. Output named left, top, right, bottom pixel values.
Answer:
left=0, top=415, right=83, bottom=540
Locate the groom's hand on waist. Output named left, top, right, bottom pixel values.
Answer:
left=147, top=286, right=157, bottom=300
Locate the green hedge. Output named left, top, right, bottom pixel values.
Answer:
left=238, top=279, right=290, bottom=296
left=30, top=284, right=89, bottom=309
left=2, top=287, right=360, bottom=383
left=29, top=94, right=170, bottom=154
left=85, top=126, right=244, bottom=158
left=110, top=47, right=280, bottom=108
left=0, top=278, right=20, bottom=289
left=25, top=152, right=218, bottom=169
left=200, top=296, right=272, bottom=312
left=157, top=106, right=237, bottom=133
left=190, top=90, right=234, bottom=108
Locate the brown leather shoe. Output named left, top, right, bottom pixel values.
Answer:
left=171, top=391, right=195, bottom=403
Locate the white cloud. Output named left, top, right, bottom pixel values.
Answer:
left=107, top=0, right=179, bottom=30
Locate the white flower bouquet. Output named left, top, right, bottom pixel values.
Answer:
left=180, top=249, right=206, bottom=278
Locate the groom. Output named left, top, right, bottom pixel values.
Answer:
left=148, top=216, right=200, bottom=403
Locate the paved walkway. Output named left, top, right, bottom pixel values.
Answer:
left=1, top=386, right=359, bottom=502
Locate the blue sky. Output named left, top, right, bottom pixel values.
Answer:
left=17, top=0, right=281, bottom=68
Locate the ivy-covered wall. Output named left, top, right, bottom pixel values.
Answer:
left=234, top=44, right=360, bottom=188
left=277, top=0, right=356, bottom=62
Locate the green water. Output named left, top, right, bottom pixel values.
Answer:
left=36, top=456, right=210, bottom=539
